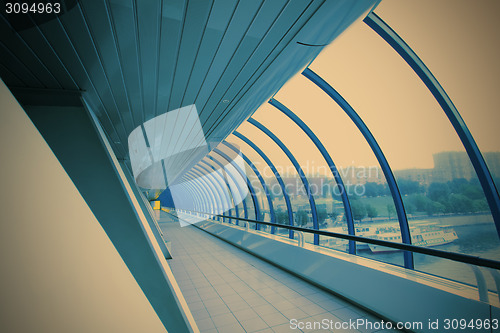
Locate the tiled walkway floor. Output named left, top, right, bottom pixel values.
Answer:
left=159, top=212, right=400, bottom=333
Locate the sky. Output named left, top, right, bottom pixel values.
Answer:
left=228, top=0, right=500, bottom=173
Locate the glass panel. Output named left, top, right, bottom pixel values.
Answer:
left=184, top=176, right=210, bottom=213
left=188, top=170, right=218, bottom=214
left=193, top=174, right=217, bottom=214
left=209, top=152, right=257, bottom=228
left=227, top=135, right=290, bottom=237
left=272, top=72, right=403, bottom=265
left=308, top=16, right=499, bottom=283
left=251, top=104, right=348, bottom=251
left=376, top=1, right=500, bottom=190
left=202, top=158, right=244, bottom=221
left=198, top=165, right=232, bottom=216
left=237, top=121, right=312, bottom=242
left=216, top=143, right=270, bottom=225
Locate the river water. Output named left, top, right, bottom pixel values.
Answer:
left=358, top=214, right=500, bottom=290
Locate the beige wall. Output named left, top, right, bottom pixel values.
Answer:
left=0, top=80, right=166, bottom=332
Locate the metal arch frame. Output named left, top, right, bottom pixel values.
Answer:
left=365, top=12, right=500, bottom=239
left=194, top=164, right=235, bottom=223
left=178, top=181, right=203, bottom=212
left=169, top=183, right=192, bottom=210
left=207, top=155, right=254, bottom=221
left=182, top=173, right=212, bottom=213
left=184, top=172, right=218, bottom=214
left=195, top=165, right=231, bottom=213
left=196, top=163, right=237, bottom=219
left=212, top=148, right=262, bottom=228
left=174, top=182, right=197, bottom=211
left=200, top=159, right=246, bottom=220
left=183, top=173, right=215, bottom=214
left=189, top=170, right=223, bottom=216
left=187, top=170, right=219, bottom=214
left=185, top=181, right=207, bottom=212
left=183, top=183, right=201, bottom=211
left=189, top=168, right=225, bottom=217
left=222, top=141, right=274, bottom=225
left=303, top=68, right=414, bottom=268
left=181, top=183, right=202, bottom=211
left=191, top=166, right=223, bottom=220
left=222, top=141, right=277, bottom=233
left=187, top=184, right=202, bottom=211
left=198, top=162, right=240, bottom=220
left=212, top=148, right=262, bottom=227
left=269, top=98, right=357, bottom=254
left=248, top=118, right=320, bottom=245
left=204, top=157, right=250, bottom=221
left=194, top=166, right=233, bottom=223
left=233, top=131, right=295, bottom=239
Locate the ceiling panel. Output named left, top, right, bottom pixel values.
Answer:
left=0, top=0, right=378, bottom=188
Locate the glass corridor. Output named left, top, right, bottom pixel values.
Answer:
left=160, top=211, right=393, bottom=333
left=161, top=2, right=500, bottom=298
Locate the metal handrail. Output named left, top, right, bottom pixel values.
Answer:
left=171, top=207, right=500, bottom=271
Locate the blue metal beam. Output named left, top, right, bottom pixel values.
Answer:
left=269, top=98, right=356, bottom=254
left=190, top=168, right=225, bottom=217
left=203, top=158, right=248, bottom=220
left=223, top=141, right=276, bottom=233
left=199, top=163, right=232, bottom=210
left=199, top=159, right=243, bottom=221
left=212, top=148, right=262, bottom=228
left=196, top=163, right=236, bottom=218
left=184, top=181, right=204, bottom=212
left=186, top=171, right=215, bottom=213
left=195, top=164, right=234, bottom=223
left=303, top=67, right=413, bottom=268
left=233, top=131, right=295, bottom=239
left=184, top=173, right=214, bottom=214
left=365, top=12, right=500, bottom=239
left=184, top=176, right=211, bottom=213
left=182, top=172, right=216, bottom=214
left=187, top=182, right=204, bottom=212
left=207, top=156, right=252, bottom=221
left=177, top=182, right=200, bottom=212
left=248, top=118, right=320, bottom=245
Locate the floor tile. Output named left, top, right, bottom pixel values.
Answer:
left=260, top=312, right=289, bottom=327
left=239, top=317, right=269, bottom=332
left=159, top=213, right=403, bottom=333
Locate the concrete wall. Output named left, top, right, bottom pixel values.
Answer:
left=0, top=80, right=167, bottom=333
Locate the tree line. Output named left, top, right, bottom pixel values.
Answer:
left=348, top=178, right=490, bottom=221
left=273, top=178, right=492, bottom=225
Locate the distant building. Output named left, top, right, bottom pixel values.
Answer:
left=483, top=152, right=500, bottom=180
left=432, top=151, right=476, bottom=182
left=264, top=152, right=500, bottom=193
left=394, top=151, right=500, bottom=185
left=394, top=168, right=433, bottom=185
